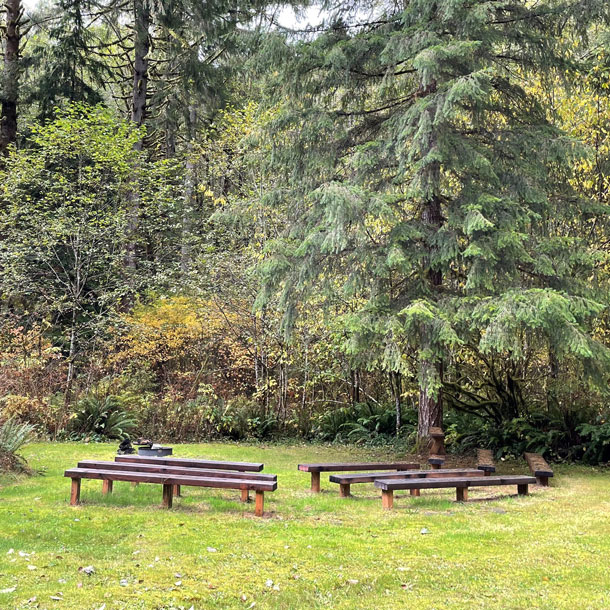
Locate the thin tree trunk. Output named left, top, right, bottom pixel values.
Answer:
left=0, top=0, right=22, bottom=156
left=390, top=371, right=402, bottom=436
left=181, top=105, right=197, bottom=273
left=417, top=79, right=444, bottom=441
left=125, top=0, right=150, bottom=274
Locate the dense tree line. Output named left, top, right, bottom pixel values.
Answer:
left=1, top=1, right=610, bottom=460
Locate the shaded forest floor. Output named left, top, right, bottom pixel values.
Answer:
left=1, top=442, right=609, bottom=609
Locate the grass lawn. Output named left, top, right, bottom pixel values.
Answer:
left=1, top=442, right=610, bottom=609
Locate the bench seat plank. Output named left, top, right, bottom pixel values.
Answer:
left=477, top=448, right=496, bottom=473
left=374, top=475, right=535, bottom=491
left=115, top=455, right=263, bottom=472
left=298, top=462, right=418, bottom=473
left=65, top=468, right=277, bottom=491
left=329, top=468, right=483, bottom=485
left=78, top=460, right=276, bottom=481
left=524, top=452, right=554, bottom=486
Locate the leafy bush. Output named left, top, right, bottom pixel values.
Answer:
left=445, top=408, right=599, bottom=462
left=577, top=418, right=610, bottom=464
left=315, top=402, right=416, bottom=445
left=0, top=418, right=36, bottom=472
left=70, top=395, right=137, bottom=440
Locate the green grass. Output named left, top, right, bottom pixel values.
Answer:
left=1, top=442, right=610, bottom=609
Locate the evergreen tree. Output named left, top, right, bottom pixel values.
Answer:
left=258, top=0, right=610, bottom=439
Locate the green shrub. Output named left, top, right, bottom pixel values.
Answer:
left=315, top=402, right=416, bottom=445
left=577, top=418, right=610, bottom=464
left=70, top=395, right=137, bottom=440
left=0, top=418, right=36, bottom=472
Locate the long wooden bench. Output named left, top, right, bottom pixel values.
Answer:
left=329, top=468, right=484, bottom=497
left=298, top=462, right=419, bottom=492
left=115, top=455, right=264, bottom=472
left=524, top=452, right=554, bottom=486
left=64, top=467, right=276, bottom=516
left=79, top=460, right=276, bottom=501
left=374, top=475, right=536, bottom=508
left=476, top=448, right=496, bottom=474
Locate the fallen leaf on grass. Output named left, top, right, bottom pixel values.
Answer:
left=78, top=566, right=95, bottom=576
left=0, top=587, right=16, bottom=594
left=207, top=547, right=217, bottom=553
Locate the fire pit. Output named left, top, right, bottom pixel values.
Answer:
left=138, top=445, right=173, bottom=457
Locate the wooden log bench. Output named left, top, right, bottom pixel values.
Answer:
left=329, top=468, right=484, bottom=497
left=374, top=475, right=536, bottom=509
left=524, top=452, right=554, bottom=486
left=115, top=455, right=264, bottom=471
left=476, top=448, right=496, bottom=474
left=298, top=462, right=419, bottom=493
left=79, top=460, right=276, bottom=502
left=428, top=427, right=446, bottom=469
left=115, top=455, right=265, bottom=498
left=64, top=468, right=276, bottom=516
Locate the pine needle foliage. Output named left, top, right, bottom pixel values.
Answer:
left=257, top=1, right=610, bottom=431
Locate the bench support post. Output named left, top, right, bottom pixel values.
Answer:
left=162, top=484, right=173, bottom=509
left=456, top=487, right=468, bottom=502
left=311, top=472, right=321, bottom=493
left=517, top=484, right=529, bottom=496
left=102, top=480, right=113, bottom=495
left=430, top=463, right=441, bottom=470
left=70, top=478, right=81, bottom=506
left=410, top=488, right=420, bottom=497
left=339, top=483, right=351, bottom=498
left=172, top=484, right=181, bottom=497
left=537, top=476, right=548, bottom=487
left=241, top=489, right=251, bottom=503
left=255, top=490, right=264, bottom=517
left=381, top=489, right=394, bottom=510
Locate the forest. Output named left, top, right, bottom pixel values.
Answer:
left=2, top=0, right=610, bottom=464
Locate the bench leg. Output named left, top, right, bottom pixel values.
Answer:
left=381, top=490, right=394, bottom=510
left=131, top=481, right=139, bottom=488
left=456, top=487, right=468, bottom=502
left=70, top=478, right=81, bottom=506
left=102, top=480, right=113, bottom=496
left=255, top=491, right=264, bottom=517
left=518, top=484, right=529, bottom=496
left=537, top=477, right=549, bottom=487
left=172, top=484, right=181, bottom=497
left=162, top=484, right=173, bottom=509
left=410, top=488, right=420, bottom=497
left=430, top=463, right=441, bottom=470
left=339, top=483, right=351, bottom=498
left=311, top=472, right=321, bottom=493
left=241, top=489, right=251, bottom=503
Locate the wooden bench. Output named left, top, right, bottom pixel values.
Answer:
left=65, top=468, right=276, bottom=516
left=329, top=468, right=484, bottom=497
left=476, top=448, right=496, bottom=474
left=298, top=462, right=419, bottom=493
left=374, top=475, right=536, bottom=508
left=115, top=455, right=264, bottom=471
left=79, top=460, right=276, bottom=502
left=524, top=452, right=554, bottom=486
left=428, top=427, right=446, bottom=469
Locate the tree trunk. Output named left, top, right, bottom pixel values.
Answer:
left=417, top=79, right=444, bottom=441
left=390, top=371, right=402, bottom=436
left=0, top=0, right=22, bottom=156
left=181, top=105, right=197, bottom=273
left=125, top=0, right=150, bottom=273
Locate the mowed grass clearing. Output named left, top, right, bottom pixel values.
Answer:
left=1, top=442, right=610, bottom=609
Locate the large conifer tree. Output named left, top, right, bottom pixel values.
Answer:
left=259, top=0, right=610, bottom=439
